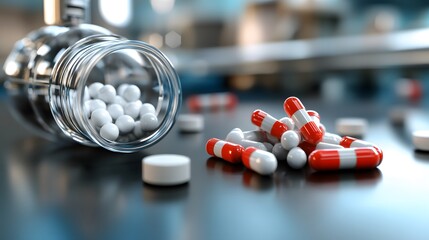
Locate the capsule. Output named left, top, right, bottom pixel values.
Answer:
left=308, top=147, right=381, bottom=171
left=323, top=132, right=342, bottom=145
left=242, top=129, right=268, bottom=142
left=307, top=110, right=320, bottom=122
left=339, top=136, right=383, bottom=161
left=206, top=138, right=244, bottom=164
left=299, top=140, right=344, bottom=156
left=284, top=97, right=323, bottom=145
left=225, top=128, right=267, bottom=151
left=242, top=147, right=277, bottom=175
left=307, top=110, right=325, bottom=134
left=251, top=109, right=288, bottom=139
left=188, top=92, right=238, bottom=112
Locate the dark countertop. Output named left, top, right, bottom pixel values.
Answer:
left=1, top=95, right=429, bottom=240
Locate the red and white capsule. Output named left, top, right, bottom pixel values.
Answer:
left=188, top=92, right=238, bottom=112
left=307, top=110, right=320, bottom=123
left=307, top=109, right=325, bottom=134
left=242, top=147, right=278, bottom=175
left=206, top=138, right=244, bottom=164
left=299, top=140, right=344, bottom=156
left=308, top=147, right=381, bottom=171
left=251, top=109, right=288, bottom=139
left=339, top=136, right=383, bottom=161
left=284, top=97, right=323, bottom=145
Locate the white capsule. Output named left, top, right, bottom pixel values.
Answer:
left=124, top=100, right=142, bottom=120
left=100, top=123, right=119, bottom=141
left=140, top=113, right=158, bottom=131
left=243, top=147, right=277, bottom=175
left=88, top=82, right=103, bottom=99
left=117, top=83, right=130, bottom=96
left=140, top=103, right=156, bottom=117
left=87, top=99, right=107, bottom=112
left=107, top=104, right=124, bottom=120
left=90, top=109, right=112, bottom=128
left=266, top=133, right=280, bottom=144
left=226, top=128, right=267, bottom=151
left=287, top=147, right=307, bottom=169
left=113, top=95, right=127, bottom=107
left=323, top=132, right=342, bottom=145
left=272, top=143, right=288, bottom=161
left=280, top=117, right=295, bottom=130
left=115, top=115, right=135, bottom=134
left=281, top=130, right=301, bottom=150
left=242, top=130, right=267, bottom=142
left=98, top=84, right=116, bottom=103
left=263, top=142, right=273, bottom=152
left=122, top=84, right=141, bottom=102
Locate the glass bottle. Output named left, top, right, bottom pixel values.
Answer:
left=3, top=23, right=181, bottom=153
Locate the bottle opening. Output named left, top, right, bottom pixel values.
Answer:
left=51, top=35, right=181, bottom=152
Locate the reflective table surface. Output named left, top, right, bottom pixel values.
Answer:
left=1, top=95, right=429, bottom=240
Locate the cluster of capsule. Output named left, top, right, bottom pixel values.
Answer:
left=83, top=82, right=158, bottom=142
left=206, top=96, right=383, bottom=175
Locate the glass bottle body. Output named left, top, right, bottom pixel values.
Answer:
left=4, top=24, right=181, bottom=152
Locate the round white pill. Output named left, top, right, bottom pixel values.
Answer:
left=100, top=123, right=119, bottom=141
left=115, top=115, right=135, bottom=134
left=113, top=95, right=127, bottom=107
left=133, top=120, right=143, bottom=137
left=91, top=108, right=112, bottom=128
left=117, top=83, right=130, bottom=96
left=336, top=118, right=368, bottom=136
left=125, top=101, right=142, bottom=120
left=87, top=99, right=107, bottom=112
left=272, top=143, right=288, bottom=161
left=281, top=130, right=301, bottom=150
left=98, top=84, right=116, bottom=103
left=140, top=113, right=158, bottom=131
left=88, top=82, right=103, bottom=99
left=142, top=154, right=191, bottom=186
left=287, top=147, right=307, bottom=169
left=413, top=130, right=429, bottom=151
left=122, top=84, right=141, bottom=102
left=107, top=104, right=124, bottom=120
left=177, top=114, right=204, bottom=132
left=140, top=103, right=156, bottom=117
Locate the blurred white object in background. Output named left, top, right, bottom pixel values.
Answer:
left=321, top=75, right=345, bottom=102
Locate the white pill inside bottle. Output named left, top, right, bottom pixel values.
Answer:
left=91, top=108, right=112, bottom=128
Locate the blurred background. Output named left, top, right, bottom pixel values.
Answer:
left=1, top=0, right=429, bottom=105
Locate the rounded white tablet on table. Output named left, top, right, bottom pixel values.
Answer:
left=413, top=130, right=429, bottom=151
left=142, top=154, right=191, bottom=186
left=177, top=114, right=204, bottom=132
left=335, top=118, right=368, bottom=136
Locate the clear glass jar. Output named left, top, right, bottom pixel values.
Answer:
left=3, top=24, right=181, bottom=153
